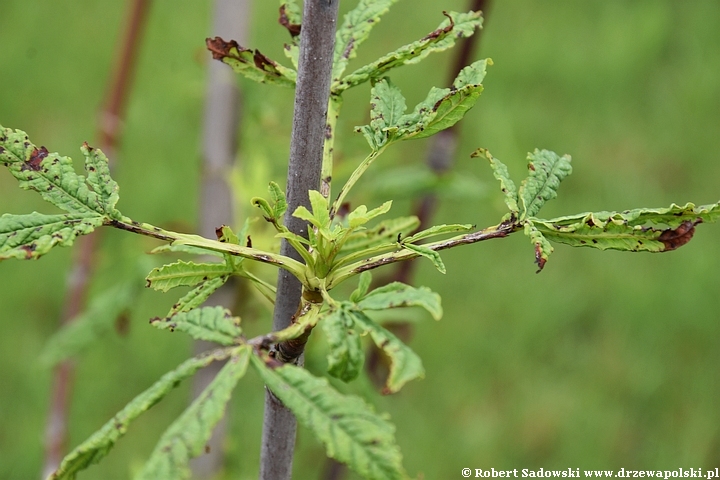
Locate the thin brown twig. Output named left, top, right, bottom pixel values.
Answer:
left=41, top=1, right=151, bottom=477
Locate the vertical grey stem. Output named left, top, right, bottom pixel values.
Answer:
left=192, top=1, right=250, bottom=478
left=260, top=1, right=339, bottom=479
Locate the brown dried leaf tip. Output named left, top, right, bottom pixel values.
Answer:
left=206, top=36, right=238, bottom=61
left=206, top=37, right=285, bottom=79
left=422, top=11, right=455, bottom=42
left=278, top=5, right=301, bottom=37
left=534, top=243, right=547, bottom=273
left=658, top=220, right=699, bottom=251
left=22, top=146, right=49, bottom=171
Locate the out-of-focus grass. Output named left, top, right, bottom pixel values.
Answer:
left=1, top=1, right=719, bottom=479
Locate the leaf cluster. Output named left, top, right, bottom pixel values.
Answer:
left=1, top=1, right=718, bottom=479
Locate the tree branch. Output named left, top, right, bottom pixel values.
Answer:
left=260, top=1, right=340, bottom=479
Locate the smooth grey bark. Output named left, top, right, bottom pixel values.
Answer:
left=259, top=1, right=340, bottom=479
left=190, top=0, right=250, bottom=478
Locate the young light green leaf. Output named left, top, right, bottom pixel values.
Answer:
left=350, top=271, right=372, bottom=302
left=332, top=0, right=399, bottom=81
left=206, top=37, right=296, bottom=87
left=523, top=221, right=554, bottom=273
left=309, top=189, right=331, bottom=229
left=340, top=216, right=420, bottom=254
left=250, top=299, right=321, bottom=346
left=150, top=306, right=242, bottom=345
left=517, top=149, right=572, bottom=219
left=0, top=212, right=103, bottom=260
left=401, top=242, right=446, bottom=274
left=0, top=126, right=121, bottom=218
left=252, top=196, right=275, bottom=223
left=269, top=181, right=288, bottom=219
left=81, top=142, right=120, bottom=219
left=49, top=348, right=233, bottom=480
left=167, top=276, right=229, bottom=317
left=275, top=230, right=316, bottom=267
left=471, top=147, right=519, bottom=213
left=250, top=356, right=407, bottom=480
left=529, top=201, right=720, bottom=258
left=347, top=200, right=393, bottom=228
left=403, top=223, right=474, bottom=243
left=135, top=347, right=250, bottom=480
left=357, top=282, right=442, bottom=320
left=351, top=311, right=424, bottom=394
left=40, top=280, right=140, bottom=367
left=335, top=10, right=483, bottom=93
left=291, top=205, right=317, bottom=226
left=322, top=308, right=364, bottom=382
left=275, top=231, right=310, bottom=245
left=146, top=260, right=232, bottom=292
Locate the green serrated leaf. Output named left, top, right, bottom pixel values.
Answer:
left=357, top=282, right=443, bottom=320
left=394, top=58, right=491, bottom=141
left=518, top=149, right=572, bottom=219
left=350, top=271, right=372, bottom=302
left=150, top=306, right=241, bottom=345
left=335, top=10, right=483, bottom=94
left=351, top=311, right=424, bottom=394
left=0, top=126, right=121, bottom=217
left=206, top=37, right=296, bottom=87
left=49, top=348, right=233, bottom=480
left=167, top=276, right=229, bottom=317
left=332, top=0, right=399, bottom=81
left=251, top=356, right=407, bottom=480
left=524, top=221, right=554, bottom=273
left=361, top=77, right=406, bottom=149
left=529, top=201, right=720, bottom=256
left=40, top=280, right=140, bottom=367
left=403, top=223, right=474, bottom=243
left=135, top=347, right=249, bottom=480
left=401, top=242, right=446, bottom=274
left=146, top=260, right=232, bottom=292
left=322, top=308, right=364, bottom=382
left=81, top=142, right=120, bottom=219
left=472, top=148, right=519, bottom=213
left=269, top=181, right=288, bottom=219
left=0, top=212, right=103, bottom=260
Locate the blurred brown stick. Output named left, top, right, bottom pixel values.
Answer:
left=41, top=1, right=151, bottom=477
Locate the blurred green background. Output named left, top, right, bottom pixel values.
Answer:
left=2, top=1, right=720, bottom=478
